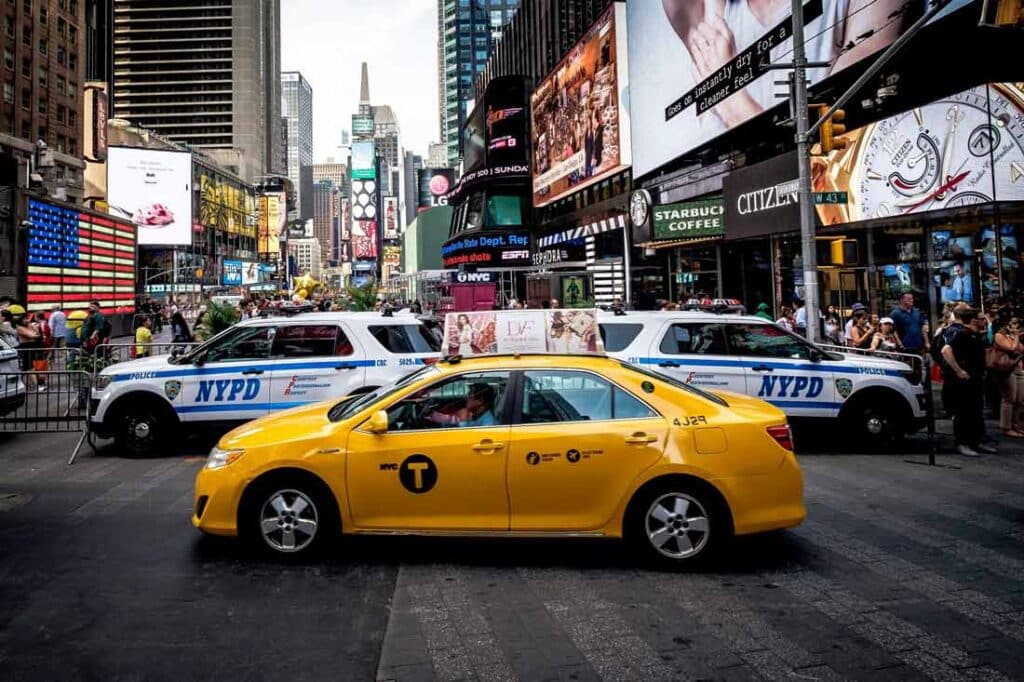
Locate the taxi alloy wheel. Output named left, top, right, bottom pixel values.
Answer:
left=258, top=488, right=320, bottom=554
left=644, top=492, right=711, bottom=561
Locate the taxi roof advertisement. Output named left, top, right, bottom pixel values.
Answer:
left=530, top=3, right=631, bottom=208
left=443, top=309, right=602, bottom=357
left=626, top=0, right=933, bottom=179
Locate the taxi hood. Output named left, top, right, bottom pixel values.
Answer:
left=219, top=400, right=335, bottom=450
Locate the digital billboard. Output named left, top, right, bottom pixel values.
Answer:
left=383, top=197, right=399, bottom=240
left=441, top=231, right=531, bottom=268
left=417, top=168, right=454, bottom=211
left=531, top=3, right=631, bottom=207
left=107, top=146, right=193, bottom=245
left=351, top=141, right=376, bottom=180
left=353, top=220, right=378, bottom=260
left=627, top=0, right=925, bottom=178
left=258, top=191, right=285, bottom=256
left=25, top=199, right=137, bottom=313
left=222, top=259, right=243, bottom=286
left=812, top=83, right=1024, bottom=225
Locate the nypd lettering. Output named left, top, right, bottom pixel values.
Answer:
left=757, top=376, right=824, bottom=399
left=195, top=379, right=262, bottom=403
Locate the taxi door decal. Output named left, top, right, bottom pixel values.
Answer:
left=398, top=454, right=438, bottom=493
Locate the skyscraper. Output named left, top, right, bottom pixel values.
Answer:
left=437, top=0, right=520, bottom=168
left=282, top=71, right=313, bottom=222
left=111, top=0, right=282, bottom=182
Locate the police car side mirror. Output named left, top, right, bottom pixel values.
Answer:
left=808, top=348, right=823, bottom=363
left=365, top=410, right=389, bottom=434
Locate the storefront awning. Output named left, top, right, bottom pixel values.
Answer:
left=537, top=214, right=626, bottom=249
left=637, top=236, right=724, bottom=250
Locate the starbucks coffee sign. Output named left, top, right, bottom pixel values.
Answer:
left=652, top=197, right=725, bottom=241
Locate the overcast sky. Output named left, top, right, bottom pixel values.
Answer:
left=281, top=0, right=440, bottom=163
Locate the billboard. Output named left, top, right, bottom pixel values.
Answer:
left=812, top=83, right=1024, bottom=225
left=531, top=3, right=631, bottom=207
left=441, top=231, right=531, bottom=268
left=383, top=197, right=398, bottom=240
left=353, top=220, right=378, bottom=260
left=351, top=141, right=376, bottom=180
left=25, top=199, right=137, bottom=313
left=627, top=0, right=930, bottom=178
left=352, top=114, right=374, bottom=137
left=222, top=259, right=243, bottom=286
left=417, top=168, right=454, bottom=211
left=242, top=261, right=260, bottom=286
left=107, top=146, right=193, bottom=245
left=258, top=192, right=285, bottom=256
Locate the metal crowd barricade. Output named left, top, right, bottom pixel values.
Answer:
left=817, top=343, right=924, bottom=377
left=0, top=370, right=93, bottom=464
left=0, top=341, right=197, bottom=464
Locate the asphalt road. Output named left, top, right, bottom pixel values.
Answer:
left=0, top=430, right=1022, bottom=681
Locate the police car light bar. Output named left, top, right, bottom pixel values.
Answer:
left=442, top=309, right=604, bottom=357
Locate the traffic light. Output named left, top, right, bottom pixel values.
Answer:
left=820, top=106, right=848, bottom=153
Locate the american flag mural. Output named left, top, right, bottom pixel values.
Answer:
left=26, top=199, right=137, bottom=314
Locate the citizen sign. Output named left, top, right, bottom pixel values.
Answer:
left=735, top=183, right=798, bottom=216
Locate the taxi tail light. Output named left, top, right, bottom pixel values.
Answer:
left=766, top=424, right=794, bottom=451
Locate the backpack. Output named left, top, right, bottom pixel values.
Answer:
left=930, top=327, right=947, bottom=366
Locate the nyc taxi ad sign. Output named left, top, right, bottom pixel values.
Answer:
left=442, top=309, right=603, bottom=356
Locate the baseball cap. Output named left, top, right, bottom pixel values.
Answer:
left=851, top=302, right=866, bottom=312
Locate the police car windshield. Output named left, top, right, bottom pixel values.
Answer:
left=618, top=361, right=729, bottom=407
left=328, top=364, right=439, bottom=422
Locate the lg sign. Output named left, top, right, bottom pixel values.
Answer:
left=417, top=169, right=454, bottom=212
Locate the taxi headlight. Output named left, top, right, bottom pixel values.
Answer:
left=94, top=375, right=113, bottom=391
left=206, top=446, right=245, bottom=470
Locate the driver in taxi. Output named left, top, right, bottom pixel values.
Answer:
left=424, top=383, right=498, bottom=428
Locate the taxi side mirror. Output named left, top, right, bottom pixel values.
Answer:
left=365, top=410, right=389, bottom=434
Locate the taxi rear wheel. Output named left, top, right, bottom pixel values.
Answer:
left=628, top=482, right=724, bottom=568
left=241, top=473, right=337, bottom=558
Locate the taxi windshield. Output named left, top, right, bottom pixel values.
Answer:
left=328, top=364, right=439, bottom=422
left=619, top=361, right=729, bottom=407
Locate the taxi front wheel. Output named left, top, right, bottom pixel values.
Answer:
left=241, top=473, right=338, bottom=558
left=628, top=483, right=723, bottom=568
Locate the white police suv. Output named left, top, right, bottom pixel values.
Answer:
left=90, top=312, right=441, bottom=455
left=599, top=310, right=927, bottom=447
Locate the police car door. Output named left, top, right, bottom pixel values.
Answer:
left=179, top=325, right=275, bottom=421
left=722, top=322, right=838, bottom=417
left=268, top=322, right=367, bottom=410
left=649, top=321, right=746, bottom=395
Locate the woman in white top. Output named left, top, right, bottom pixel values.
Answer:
left=456, top=315, right=474, bottom=356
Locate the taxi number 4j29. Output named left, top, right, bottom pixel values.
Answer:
left=195, top=379, right=262, bottom=402
left=757, top=376, right=824, bottom=399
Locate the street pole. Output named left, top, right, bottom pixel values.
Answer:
left=790, top=0, right=820, bottom=343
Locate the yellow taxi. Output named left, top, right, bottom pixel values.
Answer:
left=193, top=353, right=804, bottom=567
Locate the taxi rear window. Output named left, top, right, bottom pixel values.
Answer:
left=598, top=323, right=643, bottom=352
left=368, top=324, right=442, bottom=354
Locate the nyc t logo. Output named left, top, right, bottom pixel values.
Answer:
left=195, top=379, right=261, bottom=402
left=758, top=375, right=824, bottom=399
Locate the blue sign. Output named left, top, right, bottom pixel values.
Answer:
left=222, top=259, right=243, bottom=286
left=195, top=378, right=261, bottom=402
left=757, top=376, right=824, bottom=399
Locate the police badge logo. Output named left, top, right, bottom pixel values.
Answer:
left=835, top=378, right=853, bottom=399
left=165, top=380, right=182, bottom=400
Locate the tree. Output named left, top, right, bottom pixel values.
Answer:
left=344, top=282, right=378, bottom=311
left=195, top=300, right=240, bottom=341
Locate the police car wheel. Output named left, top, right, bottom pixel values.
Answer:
left=115, top=408, right=168, bottom=457
left=629, top=484, right=721, bottom=568
left=851, top=405, right=899, bottom=448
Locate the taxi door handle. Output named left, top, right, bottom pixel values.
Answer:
left=472, top=440, right=505, bottom=452
left=751, top=365, right=774, bottom=372
left=242, top=369, right=264, bottom=376
left=625, top=432, right=658, bottom=445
